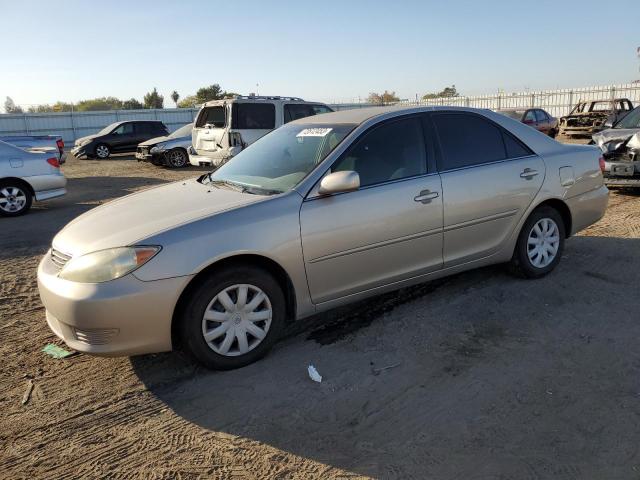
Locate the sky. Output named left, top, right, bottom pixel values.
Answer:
left=2, top=0, right=639, bottom=109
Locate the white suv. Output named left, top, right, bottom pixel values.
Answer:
left=189, top=96, right=333, bottom=167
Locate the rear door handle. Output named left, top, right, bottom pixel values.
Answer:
left=520, top=168, right=539, bottom=179
left=414, top=190, right=439, bottom=203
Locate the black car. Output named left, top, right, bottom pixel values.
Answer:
left=71, top=121, right=168, bottom=159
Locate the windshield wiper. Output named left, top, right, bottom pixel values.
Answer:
left=241, top=186, right=283, bottom=196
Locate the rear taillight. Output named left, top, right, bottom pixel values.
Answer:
left=56, top=138, right=64, bottom=153
left=47, top=157, right=60, bottom=168
left=599, top=156, right=605, bottom=173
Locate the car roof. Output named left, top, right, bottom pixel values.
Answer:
left=288, top=105, right=507, bottom=126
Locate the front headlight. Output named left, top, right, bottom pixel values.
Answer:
left=59, top=246, right=160, bottom=283
left=150, top=144, right=166, bottom=153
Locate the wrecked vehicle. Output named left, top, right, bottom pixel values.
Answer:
left=559, top=98, right=633, bottom=137
left=593, top=106, right=640, bottom=186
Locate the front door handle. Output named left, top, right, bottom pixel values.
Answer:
left=414, top=190, right=439, bottom=204
left=520, top=168, right=539, bottom=179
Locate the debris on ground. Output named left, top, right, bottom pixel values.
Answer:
left=42, top=343, right=74, bottom=359
left=21, top=380, right=34, bottom=405
left=371, top=362, right=402, bottom=376
left=308, top=364, right=322, bottom=383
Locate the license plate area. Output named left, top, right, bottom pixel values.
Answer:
left=609, top=163, right=635, bottom=176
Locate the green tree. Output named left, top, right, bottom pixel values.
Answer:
left=422, top=85, right=460, bottom=100
left=367, top=90, right=400, bottom=104
left=76, top=97, right=123, bottom=111
left=4, top=97, right=23, bottom=113
left=122, top=98, right=144, bottom=110
left=171, top=90, right=180, bottom=107
left=143, top=88, right=164, bottom=109
left=177, top=95, right=198, bottom=108
left=195, top=84, right=226, bottom=103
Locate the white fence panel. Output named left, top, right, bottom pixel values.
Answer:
left=2, top=84, right=640, bottom=143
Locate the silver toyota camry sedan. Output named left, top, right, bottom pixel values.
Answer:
left=38, top=106, right=608, bottom=369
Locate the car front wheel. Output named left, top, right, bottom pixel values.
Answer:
left=179, top=266, right=286, bottom=370
left=95, top=144, right=110, bottom=159
left=0, top=181, right=33, bottom=216
left=510, top=206, right=565, bottom=278
left=165, top=148, right=188, bottom=168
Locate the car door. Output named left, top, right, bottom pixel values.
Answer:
left=300, top=115, right=443, bottom=304
left=430, top=112, right=545, bottom=266
left=523, top=109, right=538, bottom=131
left=232, top=102, right=276, bottom=147
left=109, top=123, right=136, bottom=152
left=535, top=110, right=550, bottom=134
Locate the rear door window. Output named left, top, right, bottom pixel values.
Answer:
left=432, top=112, right=533, bottom=171
left=196, top=106, right=226, bottom=128
left=232, top=103, right=275, bottom=129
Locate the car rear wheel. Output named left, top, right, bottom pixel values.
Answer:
left=95, top=144, right=110, bottom=159
left=510, top=206, right=565, bottom=278
left=166, top=148, right=188, bottom=168
left=179, top=266, right=286, bottom=370
left=0, top=181, right=33, bottom=217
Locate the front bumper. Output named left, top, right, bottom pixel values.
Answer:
left=38, top=251, right=192, bottom=356
left=71, top=145, right=89, bottom=158
left=135, top=150, right=164, bottom=165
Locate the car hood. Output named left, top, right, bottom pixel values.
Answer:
left=592, top=128, right=640, bottom=149
left=74, top=134, right=98, bottom=146
left=52, top=178, right=266, bottom=257
left=139, top=135, right=170, bottom=146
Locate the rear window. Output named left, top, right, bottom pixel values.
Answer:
left=232, top=103, right=275, bottom=129
left=197, top=106, right=226, bottom=128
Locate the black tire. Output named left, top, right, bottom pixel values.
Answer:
left=549, top=129, right=558, bottom=139
left=95, top=143, right=111, bottom=159
left=509, top=206, right=566, bottom=278
left=165, top=148, right=188, bottom=168
left=0, top=180, right=33, bottom=217
left=179, top=265, right=286, bottom=370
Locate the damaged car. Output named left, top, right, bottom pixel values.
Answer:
left=558, top=98, right=633, bottom=137
left=592, top=106, right=640, bottom=186
left=136, top=123, right=193, bottom=168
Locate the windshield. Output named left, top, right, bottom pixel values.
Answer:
left=202, top=123, right=355, bottom=194
left=614, top=107, right=640, bottom=129
left=97, top=122, right=119, bottom=135
left=498, top=110, right=525, bottom=120
left=169, top=123, right=193, bottom=138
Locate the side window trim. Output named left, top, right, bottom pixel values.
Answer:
left=329, top=114, right=428, bottom=188
left=429, top=111, right=536, bottom=174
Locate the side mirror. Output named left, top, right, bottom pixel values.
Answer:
left=318, top=171, right=360, bottom=195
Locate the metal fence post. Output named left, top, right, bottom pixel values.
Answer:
left=70, top=108, right=77, bottom=142
left=23, top=113, right=29, bottom=135
left=531, top=93, right=535, bottom=108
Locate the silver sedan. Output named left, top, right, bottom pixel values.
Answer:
left=0, top=140, right=66, bottom=216
left=38, top=106, right=608, bottom=369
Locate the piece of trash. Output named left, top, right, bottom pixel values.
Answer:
left=22, top=380, right=34, bottom=405
left=308, top=364, right=322, bottom=383
left=371, top=362, right=402, bottom=376
left=42, top=343, right=74, bottom=359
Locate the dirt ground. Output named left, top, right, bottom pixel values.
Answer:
left=2, top=150, right=640, bottom=479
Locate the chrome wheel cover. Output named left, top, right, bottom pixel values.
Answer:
left=202, top=284, right=272, bottom=357
left=0, top=186, right=27, bottom=213
left=168, top=149, right=187, bottom=167
left=96, top=145, right=109, bottom=158
left=527, top=218, right=560, bottom=268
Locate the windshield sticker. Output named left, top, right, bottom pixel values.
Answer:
left=296, top=128, right=333, bottom=138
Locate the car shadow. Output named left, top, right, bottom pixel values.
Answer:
left=0, top=176, right=170, bottom=251
left=130, top=235, right=640, bottom=478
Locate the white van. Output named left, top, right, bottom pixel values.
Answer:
left=189, top=96, right=333, bottom=167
